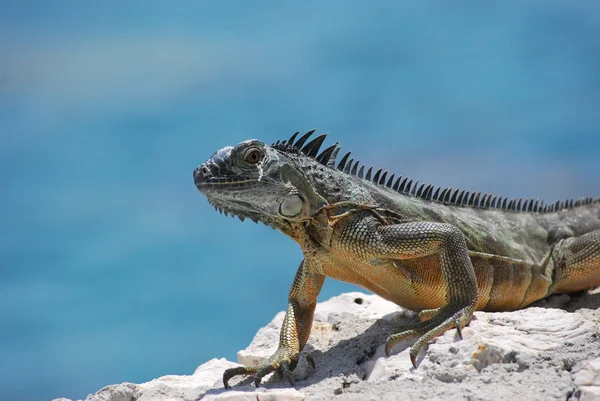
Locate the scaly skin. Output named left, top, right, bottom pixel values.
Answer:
left=193, top=130, right=600, bottom=388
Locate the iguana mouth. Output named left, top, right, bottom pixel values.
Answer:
left=195, top=178, right=255, bottom=189
left=193, top=164, right=256, bottom=189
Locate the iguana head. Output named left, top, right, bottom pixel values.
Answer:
left=194, top=136, right=329, bottom=225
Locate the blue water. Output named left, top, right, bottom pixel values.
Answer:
left=1, top=2, right=599, bottom=400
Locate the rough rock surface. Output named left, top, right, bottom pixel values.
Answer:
left=56, top=289, right=600, bottom=401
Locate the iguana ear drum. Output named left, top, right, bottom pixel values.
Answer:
left=280, top=194, right=304, bottom=217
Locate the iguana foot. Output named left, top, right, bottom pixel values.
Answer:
left=223, top=347, right=297, bottom=389
left=385, top=303, right=474, bottom=368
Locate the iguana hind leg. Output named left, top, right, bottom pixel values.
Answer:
left=552, top=229, right=600, bottom=294
left=333, top=217, right=479, bottom=367
left=223, top=259, right=325, bottom=388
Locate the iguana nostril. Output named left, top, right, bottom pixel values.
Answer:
left=194, top=165, right=212, bottom=184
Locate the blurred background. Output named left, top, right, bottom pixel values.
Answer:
left=1, top=1, right=599, bottom=400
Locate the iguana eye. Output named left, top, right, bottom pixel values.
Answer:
left=244, top=148, right=263, bottom=165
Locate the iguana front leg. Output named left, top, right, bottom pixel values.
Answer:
left=223, top=259, right=325, bottom=388
left=333, top=215, right=479, bottom=367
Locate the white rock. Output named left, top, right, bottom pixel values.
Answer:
left=202, top=388, right=304, bottom=400
left=365, top=306, right=597, bottom=381
left=574, top=358, right=600, bottom=401
left=469, top=308, right=594, bottom=352
left=192, top=358, right=242, bottom=386
left=133, top=358, right=240, bottom=401
left=312, top=292, right=404, bottom=322
left=59, top=359, right=242, bottom=401
left=57, top=291, right=600, bottom=401
left=79, top=383, right=137, bottom=401
left=364, top=343, right=418, bottom=382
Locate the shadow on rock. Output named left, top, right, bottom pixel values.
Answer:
left=531, top=290, right=600, bottom=312
left=258, top=313, right=417, bottom=390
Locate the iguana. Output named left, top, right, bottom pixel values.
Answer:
left=193, top=129, right=600, bottom=389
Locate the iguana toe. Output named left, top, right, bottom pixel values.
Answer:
left=223, top=366, right=257, bottom=389
left=279, top=361, right=295, bottom=387
left=385, top=329, right=419, bottom=356
left=253, top=365, right=277, bottom=388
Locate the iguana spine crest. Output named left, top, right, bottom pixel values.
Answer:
left=272, top=129, right=600, bottom=214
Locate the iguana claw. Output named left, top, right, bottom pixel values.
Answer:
left=409, top=352, right=418, bottom=369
